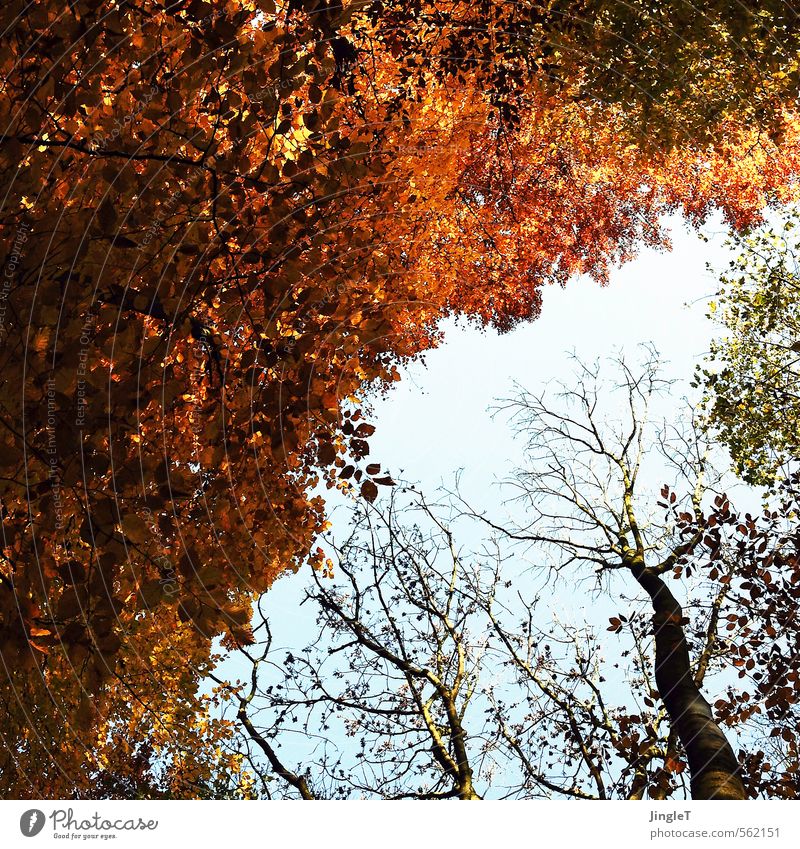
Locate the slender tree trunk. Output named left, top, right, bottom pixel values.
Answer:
left=630, top=562, right=746, bottom=800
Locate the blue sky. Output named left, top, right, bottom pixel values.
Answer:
left=365, top=211, right=729, bottom=496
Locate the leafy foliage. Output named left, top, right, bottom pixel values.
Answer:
left=700, top=218, right=800, bottom=484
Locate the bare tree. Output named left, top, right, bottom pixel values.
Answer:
left=209, top=349, right=800, bottom=800
left=462, top=347, right=745, bottom=799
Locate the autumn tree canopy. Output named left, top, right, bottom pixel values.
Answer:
left=3, top=0, right=800, bottom=797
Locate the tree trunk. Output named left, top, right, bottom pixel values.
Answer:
left=630, top=562, right=746, bottom=800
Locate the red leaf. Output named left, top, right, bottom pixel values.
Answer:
left=361, top=481, right=378, bottom=503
